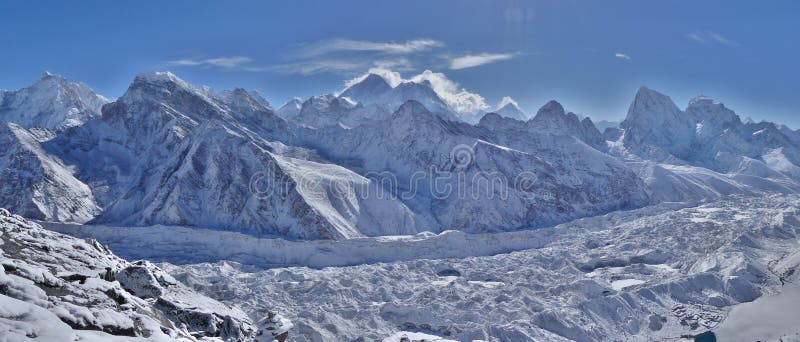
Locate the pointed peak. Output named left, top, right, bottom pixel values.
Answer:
left=362, top=73, right=389, bottom=84
left=633, top=86, right=673, bottom=103
left=537, top=100, right=566, bottom=117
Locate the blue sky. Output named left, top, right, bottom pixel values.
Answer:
left=1, top=1, right=798, bottom=125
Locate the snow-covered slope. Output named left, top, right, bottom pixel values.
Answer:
left=0, top=122, right=99, bottom=223
left=0, top=208, right=289, bottom=341
left=0, top=72, right=108, bottom=131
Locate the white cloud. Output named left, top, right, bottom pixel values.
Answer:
left=344, top=68, right=405, bottom=88
left=686, top=31, right=740, bottom=47
left=249, top=60, right=364, bottom=75
left=496, top=96, right=519, bottom=109
left=260, top=58, right=413, bottom=76
left=411, top=70, right=489, bottom=115
left=296, top=38, right=444, bottom=57
left=449, top=53, right=515, bottom=70
left=166, top=56, right=252, bottom=68
left=614, top=52, right=631, bottom=60
left=343, top=69, right=490, bottom=115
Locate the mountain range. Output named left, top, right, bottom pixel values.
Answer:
left=2, top=71, right=800, bottom=241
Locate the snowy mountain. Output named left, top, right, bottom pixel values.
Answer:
left=491, top=96, right=527, bottom=121
left=336, top=73, right=461, bottom=123
left=1, top=70, right=800, bottom=241
left=527, top=100, right=605, bottom=149
left=48, top=72, right=418, bottom=239
left=619, top=86, right=800, bottom=182
left=0, top=72, right=108, bottom=132
left=303, top=100, right=648, bottom=232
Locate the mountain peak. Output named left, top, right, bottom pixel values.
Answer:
left=625, top=86, right=681, bottom=123
left=340, top=73, right=392, bottom=102
left=134, top=71, right=184, bottom=85
left=40, top=71, right=58, bottom=80
left=494, top=97, right=526, bottom=120
left=534, top=100, right=566, bottom=119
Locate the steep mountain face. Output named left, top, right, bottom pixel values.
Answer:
left=527, top=100, right=605, bottom=149
left=0, top=72, right=108, bottom=132
left=0, top=122, right=99, bottom=223
left=0, top=208, right=289, bottom=341
left=50, top=72, right=418, bottom=239
left=276, top=98, right=303, bottom=119
left=621, top=87, right=697, bottom=160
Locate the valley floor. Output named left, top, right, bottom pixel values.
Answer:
left=47, top=194, right=800, bottom=341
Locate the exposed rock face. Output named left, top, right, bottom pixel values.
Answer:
left=0, top=207, right=284, bottom=341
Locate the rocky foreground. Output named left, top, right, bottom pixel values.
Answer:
left=0, top=208, right=290, bottom=341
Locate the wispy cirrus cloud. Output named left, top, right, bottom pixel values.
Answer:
left=166, top=56, right=253, bottom=68
left=255, top=57, right=414, bottom=75
left=449, top=53, right=516, bottom=70
left=294, top=38, right=444, bottom=58
left=687, top=31, right=740, bottom=47
left=614, top=52, right=631, bottom=60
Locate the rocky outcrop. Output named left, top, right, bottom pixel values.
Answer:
left=0, top=207, right=288, bottom=341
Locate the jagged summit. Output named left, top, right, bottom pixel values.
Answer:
left=532, top=100, right=566, bottom=119
left=527, top=100, right=603, bottom=148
